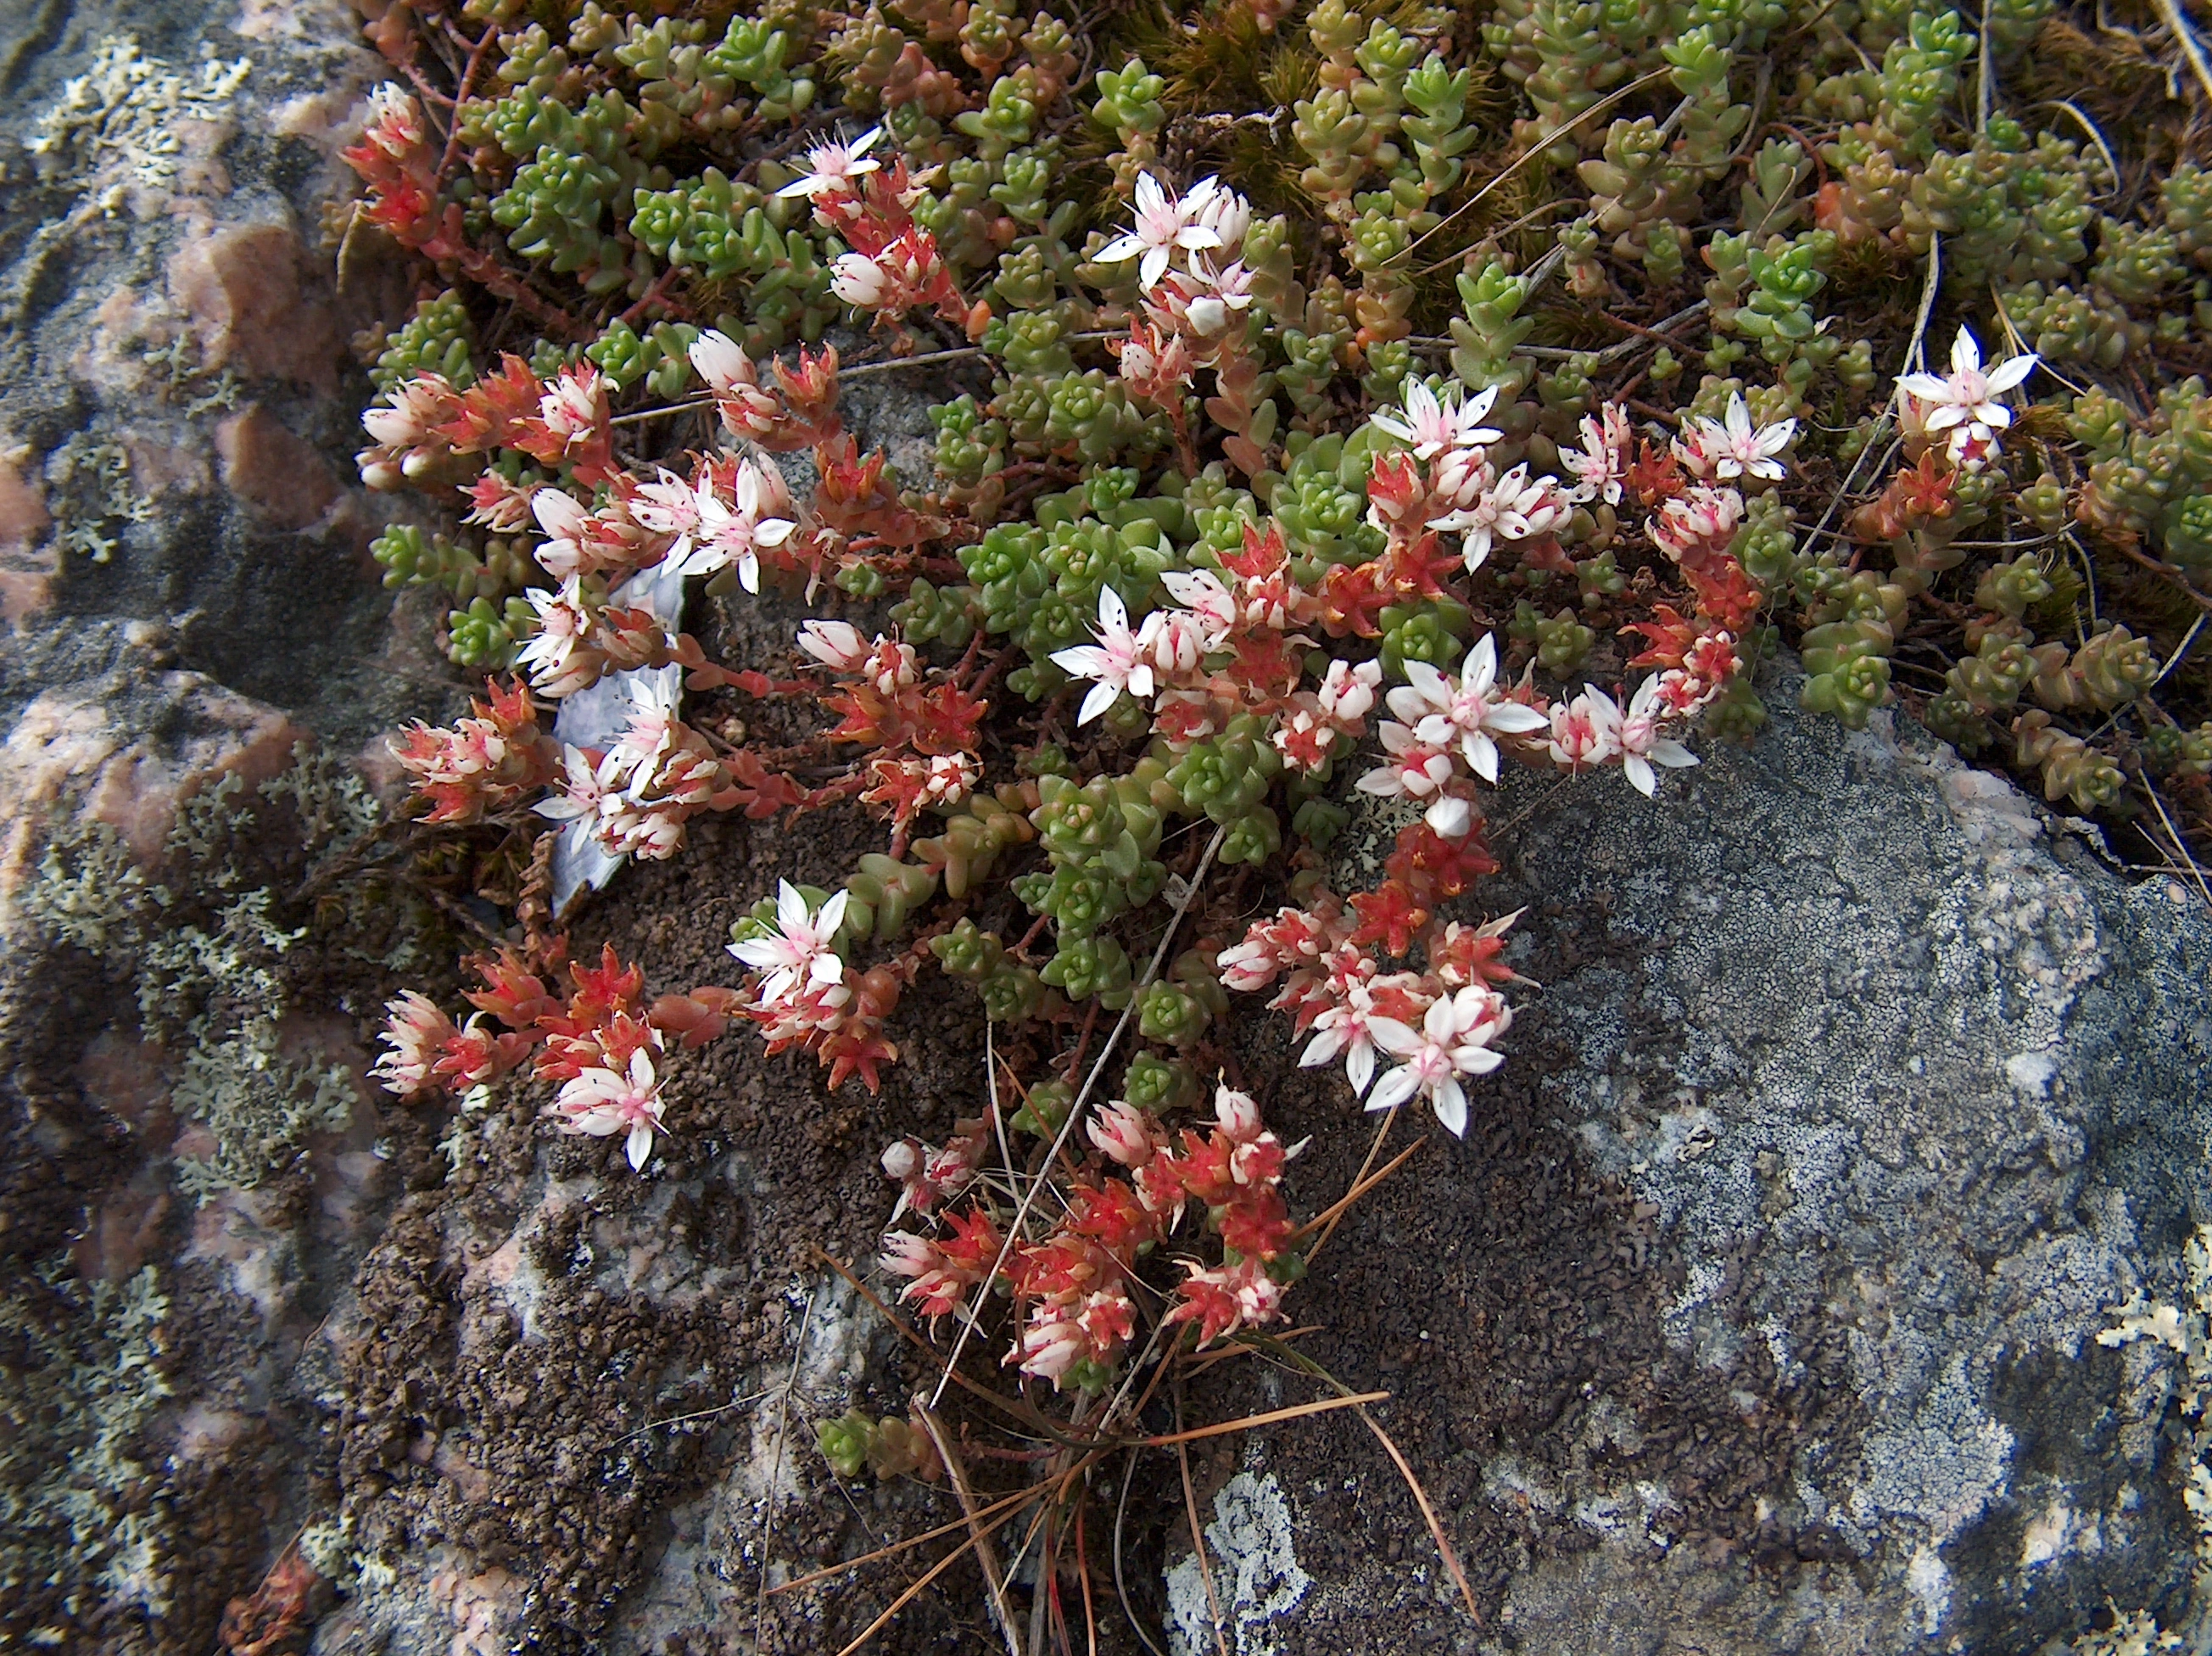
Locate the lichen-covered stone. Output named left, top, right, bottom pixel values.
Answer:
left=1232, top=673, right=2212, bottom=1653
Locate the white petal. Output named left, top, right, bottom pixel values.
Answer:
left=1299, top=1027, right=1345, bottom=1068
left=1624, top=754, right=1656, bottom=797
left=818, top=888, right=851, bottom=936
left=627, top=1122, right=654, bottom=1170
left=1076, top=680, right=1120, bottom=724
left=1053, top=645, right=1112, bottom=678
left=1465, top=633, right=1499, bottom=690
left=1366, top=1066, right=1420, bottom=1113
left=1366, top=1015, right=1419, bottom=1055
left=1897, top=373, right=1952, bottom=403
left=1346, top=1041, right=1375, bottom=1096
left=776, top=879, right=807, bottom=931
left=1984, top=353, right=2038, bottom=393
left=1140, top=246, right=1170, bottom=291
left=1465, top=732, right=1500, bottom=785
left=1485, top=702, right=1550, bottom=735
left=1098, top=585, right=1130, bottom=633
left=1950, top=326, right=1981, bottom=374
left=1431, top=1081, right=1467, bottom=1138
left=1401, top=659, right=1450, bottom=708
left=1096, top=233, right=1145, bottom=266
left=1651, top=740, right=1700, bottom=769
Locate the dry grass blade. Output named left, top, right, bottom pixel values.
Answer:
left=1396, top=67, right=1676, bottom=270
left=2153, top=0, right=2212, bottom=104
left=1114, top=1446, right=1170, bottom=1656
left=933, top=823, right=1230, bottom=1407
left=830, top=1523, right=995, bottom=1656
left=1075, top=1491, right=1100, bottom=1656
left=1137, top=1390, right=1393, bottom=1446
left=1296, top=1111, right=1431, bottom=1262
left=1248, top=1336, right=1483, bottom=1626
left=752, top=1276, right=822, bottom=1653
left=1175, top=1424, right=1232, bottom=1656
left=1352, top=1402, right=1483, bottom=1627
left=2141, top=772, right=2212, bottom=908
left=917, top=1401, right=1025, bottom=1656
left=770, top=1485, right=1039, bottom=1596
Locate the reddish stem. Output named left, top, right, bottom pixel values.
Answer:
left=1063, top=997, right=1102, bottom=1083
left=435, top=21, right=496, bottom=187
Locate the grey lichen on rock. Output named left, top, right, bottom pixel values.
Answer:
left=1295, top=668, right=2212, bottom=1652
left=17, top=736, right=391, bottom=1199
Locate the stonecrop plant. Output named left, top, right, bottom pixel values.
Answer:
left=344, top=0, right=2212, bottom=1619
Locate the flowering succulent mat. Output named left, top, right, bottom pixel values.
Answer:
left=327, top=0, right=2212, bottom=1644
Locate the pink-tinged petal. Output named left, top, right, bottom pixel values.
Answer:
left=1366, top=1015, right=1420, bottom=1055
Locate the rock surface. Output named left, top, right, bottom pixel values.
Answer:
left=1182, top=680, right=2212, bottom=1655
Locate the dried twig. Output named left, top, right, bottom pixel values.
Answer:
left=916, top=1401, right=1025, bottom=1656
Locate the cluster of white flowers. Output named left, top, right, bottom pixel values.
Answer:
left=535, top=674, right=736, bottom=859
left=1897, top=324, right=2040, bottom=469
left=555, top=1043, right=668, bottom=1171
left=729, top=878, right=853, bottom=1042
left=624, top=456, right=796, bottom=593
